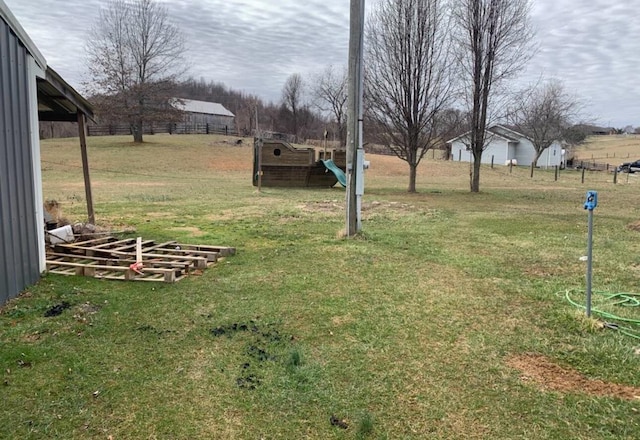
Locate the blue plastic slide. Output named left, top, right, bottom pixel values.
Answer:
left=322, top=160, right=347, bottom=187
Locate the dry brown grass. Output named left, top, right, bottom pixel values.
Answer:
left=573, top=134, right=640, bottom=164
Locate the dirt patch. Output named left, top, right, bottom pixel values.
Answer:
left=44, top=302, right=71, bottom=317
left=299, top=200, right=427, bottom=215
left=169, top=226, right=205, bottom=236
left=628, top=221, right=640, bottom=232
left=507, top=353, right=640, bottom=400
left=298, top=201, right=342, bottom=213
left=211, top=320, right=292, bottom=390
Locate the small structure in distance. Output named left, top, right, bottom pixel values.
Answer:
left=448, top=125, right=564, bottom=168
left=253, top=139, right=346, bottom=188
left=170, top=98, right=235, bottom=134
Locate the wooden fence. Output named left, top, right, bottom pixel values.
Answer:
left=87, top=123, right=235, bottom=137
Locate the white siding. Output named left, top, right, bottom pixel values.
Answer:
left=450, top=140, right=471, bottom=162
left=483, top=138, right=509, bottom=165
left=514, top=137, right=536, bottom=166
left=447, top=126, right=563, bottom=168
left=450, top=136, right=509, bottom=165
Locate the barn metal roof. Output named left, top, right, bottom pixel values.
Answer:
left=172, top=98, right=235, bottom=117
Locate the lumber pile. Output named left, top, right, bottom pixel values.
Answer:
left=46, top=236, right=235, bottom=283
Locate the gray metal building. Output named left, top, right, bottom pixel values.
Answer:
left=0, top=0, right=94, bottom=304
left=172, top=98, right=236, bottom=130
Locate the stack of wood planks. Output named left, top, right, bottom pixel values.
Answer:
left=46, top=236, right=235, bottom=283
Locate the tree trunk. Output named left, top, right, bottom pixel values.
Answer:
left=532, top=150, right=543, bottom=168
left=408, top=163, right=417, bottom=193
left=471, top=157, right=481, bottom=192
left=132, top=120, right=144, bottom=143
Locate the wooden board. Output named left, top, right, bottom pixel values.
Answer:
left=46, top=236, right=235, bottom=283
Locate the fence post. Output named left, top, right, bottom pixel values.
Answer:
left=581, top=168, right=585, bottom=184
left=509, top=161, right=513, bottom=174
left=530, top=162, right=534, bottom=178
left=458, top=150, right=461, bottom=161
left=613, top=168, right=618, bottom=184
left=491, top=155, right=494, bottom=168
left=206, top=123, right=210, bottom=134
left=555, top=165, right=558, bottom=181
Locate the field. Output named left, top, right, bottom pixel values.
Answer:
left=1, top=134, right=640, bottom=439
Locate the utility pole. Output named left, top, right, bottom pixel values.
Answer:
left=346, top=0, right=365, bottom=236
left=256, top=105, right=263, bottom=192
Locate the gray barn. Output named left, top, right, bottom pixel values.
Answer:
left=0, top=0, right=94, bottom=304
left=172, top=98, right=235, bottom=132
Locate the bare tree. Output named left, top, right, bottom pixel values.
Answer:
left=311, top=65, right=348, bottom=148
left=509, top=80, right=580, bottom=166
left=281, top=73, right=304, bottom=141
left=366, top=0, right=454, bottom=192
left=452, top=0, right=534, bottom=192
left=86, top=0, right=187, bottom=143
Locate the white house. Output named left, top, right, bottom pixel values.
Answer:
left=447, top=125, right=563, bottom=168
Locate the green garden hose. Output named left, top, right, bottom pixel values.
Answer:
left=559, top=289, right=640, bottom=339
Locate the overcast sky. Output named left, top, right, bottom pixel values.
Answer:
left=4, top=0, right=639, bottom=127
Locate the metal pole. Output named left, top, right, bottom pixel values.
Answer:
left=586, top=208, right=594, bottom=317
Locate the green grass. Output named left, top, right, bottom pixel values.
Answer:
left=1, top=134, right=640, bottom=439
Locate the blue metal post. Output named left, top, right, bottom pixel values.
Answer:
left=583, top=191, right=598, bottom=317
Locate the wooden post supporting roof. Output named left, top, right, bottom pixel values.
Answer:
left=77, top=113, right=95, bottom=224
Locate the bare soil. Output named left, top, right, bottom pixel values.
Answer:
left=507, top=353, right=640, bottom=400
left=628, top=220, right=640, bottom=232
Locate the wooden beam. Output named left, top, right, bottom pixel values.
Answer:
left=78, top=113, right=95, bottom=224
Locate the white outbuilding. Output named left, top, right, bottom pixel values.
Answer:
left=448, top=125, right=563, bottom=168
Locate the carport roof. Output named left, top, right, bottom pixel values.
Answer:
left=38, top=68, right=94, bottom=122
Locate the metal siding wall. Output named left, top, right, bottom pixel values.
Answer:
left=0, top=18, right=40, bottom=304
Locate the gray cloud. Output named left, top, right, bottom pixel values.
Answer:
left=4, top=0, right=640, bottom=126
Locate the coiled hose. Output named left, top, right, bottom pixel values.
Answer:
left=559, top=289, right=640, bottom=339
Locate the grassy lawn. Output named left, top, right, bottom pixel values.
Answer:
left=2, top=134, right=640, bottom=439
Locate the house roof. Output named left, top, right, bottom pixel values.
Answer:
left=446, top=125, right=524, bottom=144
left=487, top=125, right=522, bottom=142
left=172, top=98, right=235, bottom=118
